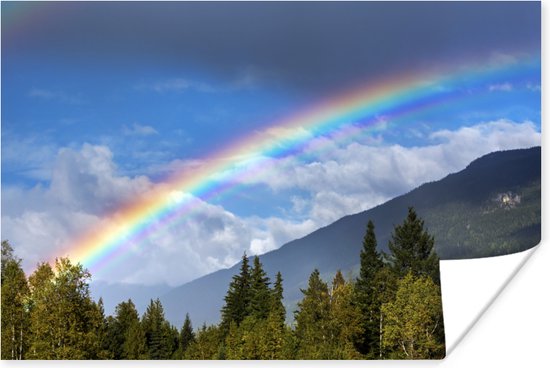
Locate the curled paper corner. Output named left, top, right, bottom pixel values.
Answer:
left=440, top=245, right=540, bottom=355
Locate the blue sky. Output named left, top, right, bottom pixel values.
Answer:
left=1, top=2, right=541, bottom=285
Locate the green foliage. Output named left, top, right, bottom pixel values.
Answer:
left=1, top=242, right=30, bottom=360
left=381, top=273, right=445, bottom=359
left=185, top=324, right=223, bottom=359
left=142, top=298, right=176, bottom=359
left=27, top=258, right=102, bottom=359
left=354, top=220, right=384, bottom=356
left=388, top=207, right=440, bottom=284
left=124, top=319, right=148, bottom=359
left=220, top=252, right=252, bottom=333
left=104, top=299, right=141, bottom=359
left=176, top=313, right=195, bottom=358
left=294, top=269, right=331, bottom=359
left=248, top=256, right=272, bottom=320
left=0, top=206, right=448, bottom=360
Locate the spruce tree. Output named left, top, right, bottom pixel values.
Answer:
left=220, top=252, right=252, bottom=332
left=124, top=319, right=148, bottom=359
left=388, top=207, right=440, bottom=284
left=178, top=313, right=195, bottom=357
left=142, top=298, right=172, bottom=360
left=294, top=269, right=331, bottom=359
left=248, top=256, right=271, bottom=320
left=271, top=271, right=285, bottom=323
left=354, top=220, right=384, bottom=356
left=106, top=299, right=141, bottom=359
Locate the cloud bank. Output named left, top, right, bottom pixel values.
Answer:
left=1, top=120, right=540, bottom=286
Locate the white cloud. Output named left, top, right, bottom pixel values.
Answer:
left=123, top=123, right=159, bottom=136
left=488, top=83, right=513, bottom=92
left=29, top=88, right=85, bottom=104
left=1, top=120, right=540, bottom=286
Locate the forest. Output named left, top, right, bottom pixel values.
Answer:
left=1, top=207, right=445, bottom=360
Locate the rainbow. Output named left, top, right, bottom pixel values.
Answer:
left=54, top=54, right=539, bottom=272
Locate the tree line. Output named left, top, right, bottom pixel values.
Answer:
left=1, top=207, right=445, bottom=360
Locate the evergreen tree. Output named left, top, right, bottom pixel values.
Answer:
left=271, top=271, right=285, bottom=323
left=381, top=273, right=445, bottom=359
left=294, top=269, right=331, bottom=359
left=142, top=298, right=173, bottom=360
left=354, top=220, right=384, bottom=356
left=124, top=319, right=148, bottom=359
left=388, top=207, right=440, bottom=284
left=248, top=256, right=271, bottom=320
left=220, top=252, right=252, bottom=332
left=105, top=299, right=141, bottom=359
left=92, top=298, right=111, bottom=359
left=177, top=313, right=195, bottom=357
left=1, top=242, right=30, bottom=360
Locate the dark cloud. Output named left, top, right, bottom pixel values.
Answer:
left=2, top=1, right=540, bottom=95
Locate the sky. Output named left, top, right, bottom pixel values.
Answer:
left=1, top=1, right=541, bottom=286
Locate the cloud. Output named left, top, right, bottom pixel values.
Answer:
left=1, top=120, right=540, bottom=286
left=138, top=71, right=264, bottom=95
left=29, top=88, right=85, bottom=104
left=144, top=78, right=217, bottom=93
left=1, top=132, right=58, bottom=181
left=225, top=119, right=541, bottom=225
left=123, top=123, right=159, bottom=136
left=488, top=83, right=513, bottom=92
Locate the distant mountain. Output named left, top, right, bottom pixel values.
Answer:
left=157, top=147, right=540, bottom=328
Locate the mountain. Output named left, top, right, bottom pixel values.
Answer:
left=160, top=147, right=540, bottom=328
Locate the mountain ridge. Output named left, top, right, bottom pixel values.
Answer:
left=105, top=147, right=541, bottom=327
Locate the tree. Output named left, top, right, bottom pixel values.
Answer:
left=271, top=271, right=285, bottom=323
left=141, top=298, right=174, bottom=360
left=27, top=258, right=100, bottom=359
left=294, top=269, right=331, bottom=359
left=177, top=313, right=195, bottom=358
left=124, top=320, right=148, bottom=359
left=105, top=299, right=142, bottom=359
left=248, top=256, right=271, bottom=320
left=220, top=252, right=252, bottom=333
left=354, top=220, right=384, bottom=356
left=1, top=241, right=30, bottom=360
left=185, top=324, right=223, bottom=360
left=330, top=271, right=362, bottom=359
left=388, top=207, right=440, bottom=284
left=381, top=273, right=445, bottom=359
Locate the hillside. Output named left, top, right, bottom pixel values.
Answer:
left=159, top=147, right=541, bottom=327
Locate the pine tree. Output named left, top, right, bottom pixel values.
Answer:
left=294, top=269, right=331, bottom=359
left=220, top=252, right=252, bottom=333
left=248, top=256, right=271, bottom=320
left=142, top=298, right=173, bottom=360
left=388, top=207, right=440, bottom=284
left=1, top=242, right=30, bottom=360
left=124, top=319, right=148, bottom=359
left=178, top=313, right=195, bottom=357
left=105, top=299, right=141, bottom=359
left=354, top=220, right=384, bottom=356
left=271, top=271, right=286, bottom=324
